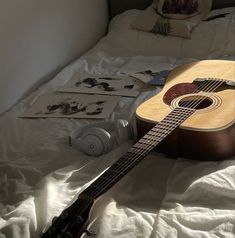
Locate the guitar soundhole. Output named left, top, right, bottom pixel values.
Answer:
left=178, top=96, right=213, bottom=110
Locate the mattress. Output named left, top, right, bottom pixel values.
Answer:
left=0, top=7, right=235, bottom=238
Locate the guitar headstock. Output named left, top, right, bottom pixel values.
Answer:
left=41, top=196, right=94, bottom=238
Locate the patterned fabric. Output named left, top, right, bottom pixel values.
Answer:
left=162, top=0, right=199, bottom=15
left=132, top=0, right=213, bottom=38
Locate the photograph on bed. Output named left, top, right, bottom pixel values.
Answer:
left=21, top=93, right=120, bottom=119
left=120, top=59, right=175, bottom=86
left=58, top=73, right=145, bottom=97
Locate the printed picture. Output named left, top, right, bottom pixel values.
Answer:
left=162, top=0, right=199, bottom=15
left=129, top=69, right=171, bottom=86
left=21, top=93, right=120, bottom=119
left=58, top=74, right=143, bottom=97
left=119, top=58, right=175, bottom=86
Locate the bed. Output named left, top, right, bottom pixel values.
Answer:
left=0, top=0, right=235, bottom=237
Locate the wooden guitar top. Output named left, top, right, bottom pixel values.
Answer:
left=136, top=60, right=235, bottom=132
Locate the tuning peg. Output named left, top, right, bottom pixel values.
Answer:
left=75, top=215, right=84, bottom=225
left=40, top=225, right=56, bottom=237
left=84, top=229, right=97, bottom=237
left=52, top=216, right=58, bottom=223
left=61, top=211, right=69, bottom=219
left=39, top=232, right=44, bottom=237
left=53, top=231, right=73, bottom=238
left=64, top=232, right=73, bottom=238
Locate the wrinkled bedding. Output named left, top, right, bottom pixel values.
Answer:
left=0, top=8, right=235, bottom=238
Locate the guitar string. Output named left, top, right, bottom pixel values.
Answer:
left=88, top=79, right=223, bottom=212
left=56, top=79, right=225, bottom=237
left=138, top=78, right=224, bottom=137
left=84, top=78, right=224, bottom=196
left=82, top=80, right=224, bottom=196
left=59, top=109, right=195, bottom=237
left=65, top=80, right=225, bottom=237
left=145, top=79, right=225, bottom=142
left=60, top=79, right=224, bottom=237
left=145, top=78, right=224, bottom=131
left=44, top=80, right=224, bottom=238
left=80, top=80, right=213, bottom=192
left=176, top=78, right=223, bottom=109
left=59, top=79, right=225, bottom=238
left=129, top=79, right=225, bottom=153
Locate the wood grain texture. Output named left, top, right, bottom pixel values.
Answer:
left=136, top=60, right=235, bottom=132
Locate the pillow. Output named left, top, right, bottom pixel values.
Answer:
left=95, top=8, right=235, bottom=60
left=131, top=0, right=213, bottom=38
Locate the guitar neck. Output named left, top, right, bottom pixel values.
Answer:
left=42, top=107, right=195, bottom=238
left=82, top=107, right=195, bottom=200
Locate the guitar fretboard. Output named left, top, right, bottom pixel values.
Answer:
left=82, top=107, right=195, bottom=199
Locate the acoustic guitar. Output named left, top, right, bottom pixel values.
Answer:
left=41, top=60, right=235, bottom=238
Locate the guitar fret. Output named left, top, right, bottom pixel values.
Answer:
left=102, top=169, right=124, bottom=179
left=99, top=175, right=115, bottom=183
left=109, top=165, right=125, bottom=173
left=140, top=134, right=163, bottom=142
left=84, top=157, right=143, bottom=198
left=136, top=140, right=155, bottom=146
left=109, top=154, right=140, bottom=170
left=162, top=118, right=184, bottom=124
left=114, top=159, right=133, bottom=167
left=162, top=115, right=192, bottom=123
left=145, top=129, right=171, bottom=139
left=82, top=108, right=196, bottom=199
left=135, top=138, right=161, bottom=147
left=90, top=184, right=106, bottom=192
left=114, top=160, right=125, bottom=166
left=163, top=116, right=187, bottom=123
left=122, top=151, right=136, bottom=158
left=129, top=146, right=152, bottom=154
left=126, top=147, right=148, bottom=155
left=111, top=153, right=138, bottom=170
left=127, top=147, right=141, bottom=153
left=120, top=153, right=137, bottom=163
left=138, top=108, right=196, bottom=150
left=150, top=128, right=173, bottom=135
left=132, top=144, right=151, bottom=150
left=89, top=176, right=117, bottom=192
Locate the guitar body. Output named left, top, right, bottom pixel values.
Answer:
left=136, top=60, right=235, bottom=160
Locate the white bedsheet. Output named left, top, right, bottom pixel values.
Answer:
left=0, top=8, right=235, bottom=238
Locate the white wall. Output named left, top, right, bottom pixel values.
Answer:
left=0, top=0, right=108, bottom=114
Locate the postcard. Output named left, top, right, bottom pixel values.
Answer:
left=129, top=69, right=171, bottom=86
left=58, top=74, right=143, bottom=97
left=21, top=93, right=120, bottom=119
left=119, top=58, right=175, bottom=86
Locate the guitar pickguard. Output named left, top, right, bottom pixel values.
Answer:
left=163, top=83, right=198, bottom=106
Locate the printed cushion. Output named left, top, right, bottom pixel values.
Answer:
left=131, top=0, right=213, bottom=38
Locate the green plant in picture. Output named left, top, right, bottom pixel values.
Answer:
left=151, top=19, right=172, bottom=35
